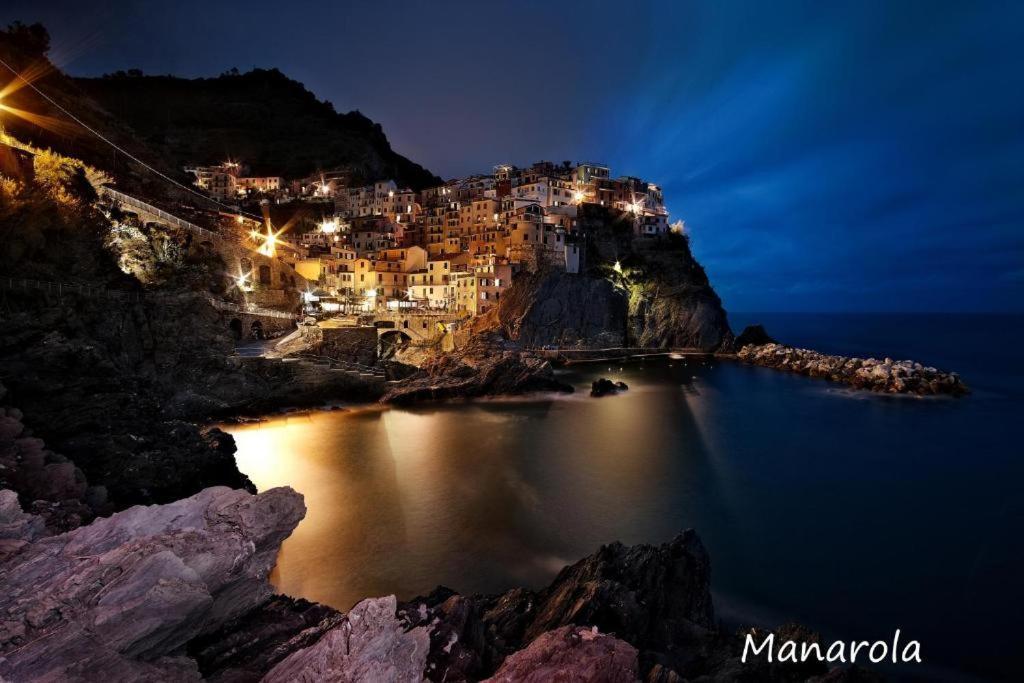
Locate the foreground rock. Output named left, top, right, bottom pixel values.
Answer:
left=401, top=531, right=755, bottom=681
left=382, top=335, right=573, bottom=404
left=262, top=596, right=430, bottom=682
left=0, top=498, right=877, bottom=682
left=0, top=387, right=96, bottom=533
left=187, top=595, right=344, bottom=681
left=591, top=378, right=629, bottom=397
left=0, top=486, right=305, bottom=681
left=738, top=343, right=968, bottom=396
left=483, top=625, right=639, bottom=682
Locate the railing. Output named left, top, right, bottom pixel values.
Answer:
left=0, top=277, right=296, bottom=321
left=0, top=277, right=142, bottom=301
left=206, top=298, right=297, bottom=320
left=100, top=187, right=220, bottom=240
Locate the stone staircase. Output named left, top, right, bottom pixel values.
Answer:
left=289, top=352, right=389, bottom=382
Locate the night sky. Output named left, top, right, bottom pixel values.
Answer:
left=3, top=0, right=1022, bottom=313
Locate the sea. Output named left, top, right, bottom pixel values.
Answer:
left=227, top=313, right=1024, bottom=681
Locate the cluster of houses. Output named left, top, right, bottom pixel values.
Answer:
left=190, top=160, right=678, bottom=316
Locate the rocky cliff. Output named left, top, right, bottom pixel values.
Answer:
left=381, top=333, right=573, bottom=404
left=486, top=206, right=734, bottom=351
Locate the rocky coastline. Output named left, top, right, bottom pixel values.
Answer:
left=0, top=482, right=880, bottom=682
left=737, top=342, right=968, bottom=396
left=381, top=334, right=574, bottom=404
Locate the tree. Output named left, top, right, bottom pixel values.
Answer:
left=2, top=22, right=50, bottom=57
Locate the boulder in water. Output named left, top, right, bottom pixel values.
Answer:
left=591, top=378, right=629, bottom=397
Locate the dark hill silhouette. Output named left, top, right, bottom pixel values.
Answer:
left=76, top=67, right=440, bottom=189
left=0, top=22, right=439, bottom=196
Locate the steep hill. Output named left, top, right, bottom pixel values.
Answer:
left=486, top=205, right=734, bottom=351
left=0, top=22, right=439, bottom=197
left=75, top=68, right=440, bottom=189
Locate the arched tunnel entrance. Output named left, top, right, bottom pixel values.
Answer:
left=229, top=318, right=243, bottom=340
left=379, top=330, right=412, bottom=360
left=250, top=320, right=265, bottom=340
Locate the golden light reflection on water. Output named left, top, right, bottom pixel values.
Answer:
left=226, top=369, right=718, bottom=611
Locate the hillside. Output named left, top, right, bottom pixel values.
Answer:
left=75, top=68, right=440, bottom=189
left=0, top=22, right=439, bottom=199
left=0, top=23, right=173, bottom=196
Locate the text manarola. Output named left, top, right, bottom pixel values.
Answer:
left=743, top=629, right=922, bottom=665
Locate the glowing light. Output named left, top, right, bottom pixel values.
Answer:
left=573, top=190, right=585, bottom=203
left=613, top=261, right=622, bottom=273
left=236, top=215, right=244, bottom=224
left=235, top=266, right=252, bottom=291
left=0, top=101, right=79, bottom=137
left=629, top=203, right=640, bottom=214
left=366, top=289, right=377, bottom=297
left=259, top=226, right=278, bottom=256
left=320, top=219, right=338, bottom=234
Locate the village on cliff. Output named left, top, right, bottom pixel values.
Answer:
left=184, top=159, right=680, bottom=322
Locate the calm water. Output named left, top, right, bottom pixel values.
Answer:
left=228, top=313, right=1023, bottom=681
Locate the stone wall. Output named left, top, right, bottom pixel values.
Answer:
left=321, top=325, right=379, bottom=365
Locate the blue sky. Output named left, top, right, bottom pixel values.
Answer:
left=3, top=0, right=1022, bottom=312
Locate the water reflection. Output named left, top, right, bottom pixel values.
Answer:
left=229, top=363, right=714, bottom=610
left=227, top=351, right=1024, bottom=681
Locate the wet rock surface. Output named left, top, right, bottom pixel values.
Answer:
left=738, top=343, right=968, bottom=396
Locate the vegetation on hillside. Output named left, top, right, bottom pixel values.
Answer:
left=0, top=144, right=113, bottom=281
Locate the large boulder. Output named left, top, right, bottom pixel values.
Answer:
left=0, top=486, right=305, bottom=681
left=382, top=335, right=573, bottom=404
